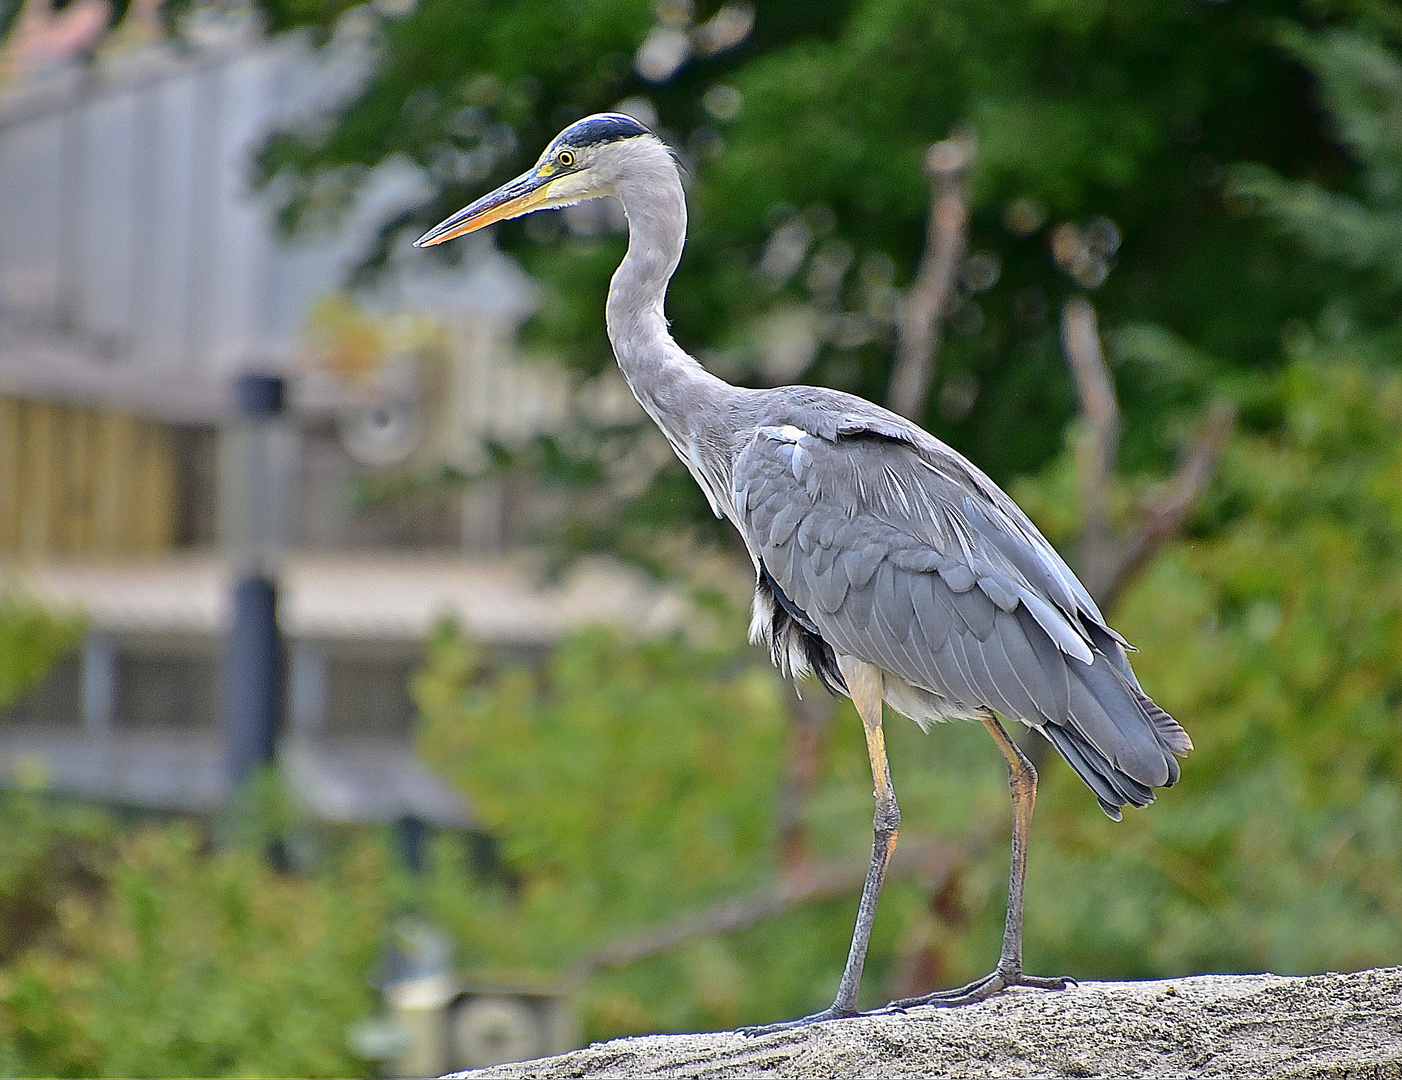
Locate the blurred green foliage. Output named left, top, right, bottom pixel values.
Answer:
left=0, top=601, right=380, bottom=1077
left=407, top=626, right=862, bottom=1032
left=1231, top=24, right=1402, bottom=294
left=0, top=796, right=384, bottom=1078
left=1017, top=356, right=1402, bottom=980
left=0, top=595, right=81, bottom=711
left=1010, top=26, right=1402, bottom=981
left=412, top=627, right=789, bottom=945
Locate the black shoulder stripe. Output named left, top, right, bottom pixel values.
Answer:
left=760, top=559, right=820, bottom=635
left=757, top=560, right=847, bottom=696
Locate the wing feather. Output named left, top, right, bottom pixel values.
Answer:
left=810, top=554, right=849, bottom=613
left=766, top=502, right=803, bottom=547
left=951, top=586, right=996, bottom=640
left=1012, top=606, right=1072, bottom=724
left=984, top=613, right=1055, bottom=727
left=939, top=562, right=976, bottom=593
left=993, top=609, right=1062, bottom=727
left=847, top=543, right=884, bottom=589
left=938, top=624, right=982, bottom=704
left=868, top=564, right=925, bottom=682
left=732, top=418, right=1187, bottom=818
left=838, top=555, right=875, bottom=629
left=910, top=571, right=953, bottom=653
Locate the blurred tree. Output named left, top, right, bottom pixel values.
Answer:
left=411, top=626, right=789, bottom=944
left=253, top=0, right=1383, bottom=553
left=408, top=625, right=820, bottom=1030
left=1231, top=23, right=1402, bottom=335
left=1012, top=355, right=1402, bottom=980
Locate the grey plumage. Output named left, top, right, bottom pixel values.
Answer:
left=417, top=113, right=1191, bottom=1026
left=733, top=396, right=1187, bottom=818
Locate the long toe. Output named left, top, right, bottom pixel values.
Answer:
left=884, top=972, right=1005, bottom=1011
left=740, top=1006, right=859, bottom=1036
left=883, top=970, right=1073, bottom=1012
left=1016, top=973, right=1076, bottom=990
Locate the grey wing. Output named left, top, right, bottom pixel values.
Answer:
left=733, top=422, right=1191, bottom=820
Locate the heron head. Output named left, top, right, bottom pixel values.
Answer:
left=414, top=113, right=656, bottom=247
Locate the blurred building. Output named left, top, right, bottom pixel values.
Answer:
left=0, top=9, right=671, bottom=826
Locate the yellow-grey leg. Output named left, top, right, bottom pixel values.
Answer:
left=744, top=657, right=899, bottom=1033
left=884, top=712, right=1072, bottom=1010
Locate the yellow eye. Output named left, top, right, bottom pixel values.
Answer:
left=557, top=149, right=576, bottom=168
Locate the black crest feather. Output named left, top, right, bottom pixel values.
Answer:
left=564, top=113, right=651, bottom=148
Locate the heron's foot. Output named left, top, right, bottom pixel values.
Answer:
left=882, top=968, right=1075, bottom=1012
left=739, top=1005, right=858, bottom=1036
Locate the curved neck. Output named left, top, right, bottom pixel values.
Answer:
left=605, top=146, right=736, bottom=451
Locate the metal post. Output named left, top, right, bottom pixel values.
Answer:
left=80, top=632, right=116, bottom=735
left=219, top=373, right=289, bottom=789
left=222, top=574, right=282, bottom=784
left=396, top=814, right=429, bottom=875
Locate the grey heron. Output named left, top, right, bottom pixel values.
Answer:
left=416, top=114, right=1191, bottom=1029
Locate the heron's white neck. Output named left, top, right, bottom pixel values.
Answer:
left=604, top=139, right=740, bottom=476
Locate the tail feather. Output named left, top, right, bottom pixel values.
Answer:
left=1043, top=640, right=1189, bottom=820
left=1040, top=724, right=1127, bottom=820
left=1041, top=721, right=1155, bottom=818
left=1085, top=621, right=1193, bottom=762
left=1136, top=687, right=1193, bottom=758
left=1067, top=656, right=1170, bottom=786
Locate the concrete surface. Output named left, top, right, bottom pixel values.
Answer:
left=453, top=966, right=1402, bottom=1079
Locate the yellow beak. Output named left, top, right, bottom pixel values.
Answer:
left=414, top=168, right=554, bottom=247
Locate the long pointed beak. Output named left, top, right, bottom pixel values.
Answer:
left=414, top=168, right=553, bottom=247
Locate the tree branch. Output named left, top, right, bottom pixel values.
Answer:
left=1060, top=297, right=1122, bottom=599
left=564, top=833, right=983, bottom=989
left=886, top=132, right=975, bottom=421
left=1098, top=399, right=1236, bottom=611
left=1058, top=298, right=1235, bottom=608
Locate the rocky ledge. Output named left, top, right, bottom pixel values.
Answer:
left=454, top=967, right=1402, bottom=1079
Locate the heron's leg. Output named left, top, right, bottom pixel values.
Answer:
left=883, top=714, right=1072, bottom=1011
left=987, top=712, right=1036, bottom=978
left=743, top=658, right=898, bottom=1034
left=831, top=658, right=900, bottom=1012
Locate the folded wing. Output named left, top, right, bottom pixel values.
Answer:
left=733, top=420, right=1190, bottom=820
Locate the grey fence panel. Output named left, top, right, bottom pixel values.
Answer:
left=0, top=110, right=66, bottom=323
left=140, top=67, right=201, bottom=376
left=0, top=38, right=376, bottom=417
left=76, top=89, right=139, bottom=351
